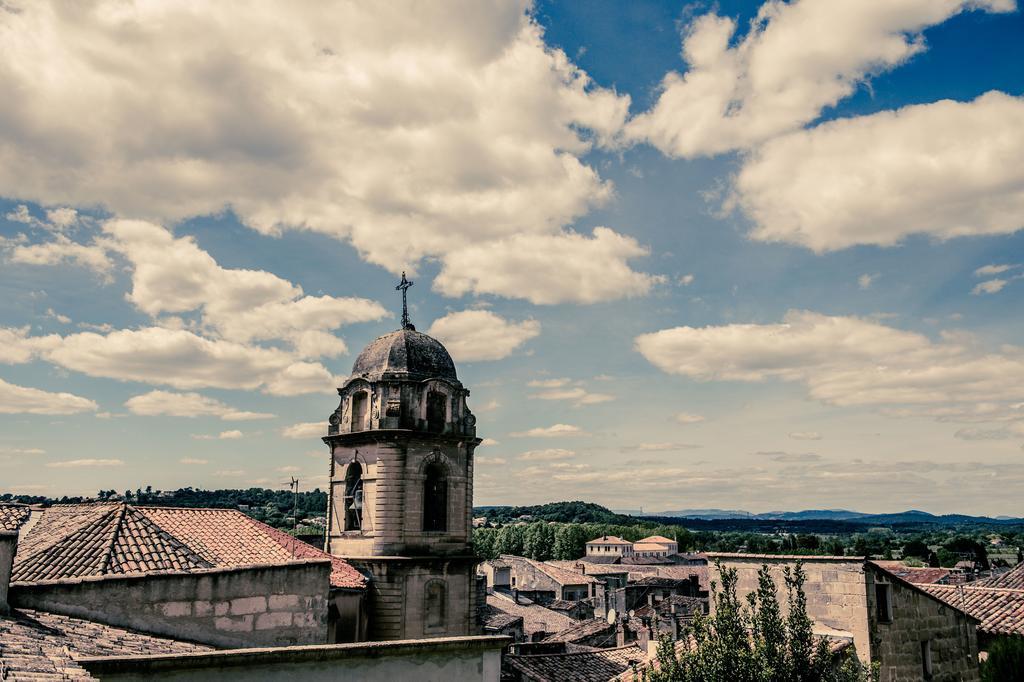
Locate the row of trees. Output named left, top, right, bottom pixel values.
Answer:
left=472, top=522, right=691, bottom=561
left=638, top=562, right=876, bottom=682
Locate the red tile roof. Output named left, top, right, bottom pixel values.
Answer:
left=586, top=536, right=632, bottom=545
left=12, top=503, right=365, bottom=590
left=919, top=584, right=1024, bottom=637
left=0, top=503, right=30, bottom=532
left=972, top=561, right=1024, bottom=590
left=0, top=608, right=212, bottom=680
left=870, top=561, right=952, bottom=585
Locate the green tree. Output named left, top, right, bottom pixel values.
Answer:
left=472, top=528, right=499, bottom=560
left=980, top=636, right=1024, bottom=682
left=554, top=523, right=589, bottom=560
left=523, top=522, right=556, bottom=560
left=496, top=524, right=526, bottom=556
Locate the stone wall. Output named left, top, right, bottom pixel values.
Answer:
left=80, top=634, right=509, bottom=682
left=11, top=560, right=330, bottom=648
left=866, top=564, right=979, bottom=682
left=0, top=531, right=15, bottom=614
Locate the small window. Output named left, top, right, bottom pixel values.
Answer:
left=875, top=582, right=893, bottom=623
left=425, top=580, right=447, bottom=630
left=343, top=463, right=363, bottom=531
left=921, top=640, right=933, bottom=679
left=426, top=390, right=447, bottom=432
left=351, top=392, right=368, bottom=431
left=423, top=462, right=447, bottom=532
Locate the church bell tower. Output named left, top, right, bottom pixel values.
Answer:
left=324, top=273, right=482, bottom=640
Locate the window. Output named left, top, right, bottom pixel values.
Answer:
left=423, top=462, right=447, bottom=531
left=351, top=392, right=368, bottom=431
left=426, top=390, right=447, bottom=432
left=921, top=640, right=933, bottom=679
left=343, top=463, right=363, bottom=531
left=875, top=582, right=893, bottom=623
left=425, top=580, right=447, bottom=630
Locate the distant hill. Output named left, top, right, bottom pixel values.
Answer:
left=642, top=508, right=1023, bottom=525
left=474, top=501, right=640, bottom=525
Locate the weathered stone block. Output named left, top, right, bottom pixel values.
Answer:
left=230, top=596, right=267, bottom=615
left=157, top=601, right=192, bottom=617
left=193, top=600, right=213, bottom=617
left=268, top=594, right=300, bottom=611
left=255, top=611, right=293, bottom=630
left=214, top=600, right=229, bottom=616
left=215, top=615, right=254, bottom=632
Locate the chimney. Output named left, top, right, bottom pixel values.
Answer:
left=513, top=588, right=519, bottom=605
left=615, top=618, right=626, bottom=648
left=0, top=530, right=16, bottom=615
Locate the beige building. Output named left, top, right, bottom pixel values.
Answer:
left=323, top=296, right=482, bottom=641
left=707, top=554, right=980, bottom=682
left=585, top=536, right=634, bottom=559
left=633, top=535, right=679, bottom=558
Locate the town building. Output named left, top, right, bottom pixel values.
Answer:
left=632, top=535, right=679, bottom=557
left=322, top=274, right=483, bottom=641
left=707, top=553, right=981, bottom=682
left=481, top=555, right=602, bottom=603
left=585, top=536, right=634, bottom=559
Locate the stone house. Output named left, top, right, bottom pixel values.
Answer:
left=485, top=591, right=575, bottom=641
left=919, top=561, right=1024, bottom=653
left=633, top=535, right=679, bottom=558
left=707, top=553, right=981, bottom=682
left=585, top=536, right=634, bottom=559
left=482, top=555, right=602, bottom=603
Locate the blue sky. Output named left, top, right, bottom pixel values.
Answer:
left=1, top=0, right=1023, bottom=514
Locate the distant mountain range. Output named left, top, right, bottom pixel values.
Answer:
left=623, top=508, right=1024, bottom=525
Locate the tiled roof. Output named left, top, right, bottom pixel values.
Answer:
left=547, top=561, right=629, bottom=577
left=972, top=561, right=1024, bottom=590
left=482, top=605, right=523, bottom=632
left=505, top=644, right=647, bottom=682
left=633, top=543, right=671, bottom=552
left=535, top=559, right=599, bottom=585
left=638, top=536, right=675, bottom=544
left=578, top=555, right=621, bottom=565
left=12, top=503, right=365, bottom=589
left=0, top=608, right=212, bottom=680
left=870, top=561, right=951, bottom=584
left=486, top=593, right=575, bottom=637
left=586, top=536, right=632, bottom=545
left=919, top=584, right=1024, bottom=637
left=0, top=503, right=31, bottom=532
left=542, top=618, right=614, bottom=644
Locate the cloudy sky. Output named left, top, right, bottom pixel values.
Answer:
left=2, top=0, right=1023, bottom=515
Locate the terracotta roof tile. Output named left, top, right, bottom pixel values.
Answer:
left=972, top=561, right=1024, bottom=590
left=586, top=536, right=632, bottom=545
left=534, top=559, right=599, bottom=585
left=505, top=644, right=647, bottom=682
left=0, top=503, right=30, bottom=532
left=919, top=584, right=1024, bottom=637
left=542, top=618, right=614, bottom=644
left=870, top=561, right=951, bottom=585
left=0, top=608, right=212, bottom=680
left=12, top=503, right=365, bottom=590
left=486, top=593, right=575, bottom=637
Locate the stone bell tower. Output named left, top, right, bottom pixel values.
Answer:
left=324, top=273, right=482, bottom=640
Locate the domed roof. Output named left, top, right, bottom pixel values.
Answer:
left=350, top=328, right=457, bottom=381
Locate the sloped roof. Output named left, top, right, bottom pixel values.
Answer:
left=633, top=543, right=672, bottom=552
left=586, top=536, right=632, bottom=545
left=0, top=503, right=31, bottom=532
left=486, top=593, right=575, bottom=636
left=870, top=561, right=951, bottom=585
left=637, top=536, right=676, bottom=544
left=534, top=559, right=599, bottom=585
left=12, top=503, right=365, bottom=589
left=919, top=584, right=1024, bottom=637
left=505, top=644, right=647, bottom=682
left=0, top=608, right=212, bottom=680
left=482, top=605, right=523, bottom=632
left=542, top=618, right=614, bottom=644
left=547, top=560, right=629, bottom=576
left=972, top=561, right=1024, bottom=590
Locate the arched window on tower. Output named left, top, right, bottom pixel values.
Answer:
left=343, top=462, right=363, bottom=531
left=424, top=579, right=447, bottom=631
left=350, top=391, right=368, bottom=431
left=426, top=390, right=447, bottom=433
left=423, top=462, right=447, bottom=532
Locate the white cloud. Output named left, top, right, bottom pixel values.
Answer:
left=477, top=456, right=507, bottom=465
left=43, top=326, right=335, bottom=395
left=426, top=310, right=540, bottom=362
left=276, top=465, right=300, bottom=473
left=975, top=264, right=1019, bottom=277
left=0, top=377, right=97, bottom=415
left=972, top=279, right=1010, bottom=295
left=192, top=429, right=244, bottom=440
left=527, top=378, right=570, bottom=388
left=510, top=423, right=585, bottom=438
left=756, top=450, right=821, bottom=463
left=627, top=0, right=1013, bottom=157
left=0, top=447, right=46, bottom=456
left=179, top=457, right=208, bottom=465
left=45, top=308, right=71, bottom=324
left=733, top=92, right=1024, bottom=252
left=858, top=274, right=878, bottom=290
left=214, top=469, right=245, bottom=477
left=6, top=234, right=113, bottom=279
left=103, top=220, right=386, bottom=357
left=479, top=438, right=500, bottom=447
left=0, top=326, right=60, bottom=364
left=519, top=448, right=575, bottom=461
left=475, top=399, right=501, bottom=413
left=674, top=412, right=706, bottom=425
left=46, top=458, right=123, bottom=468
left=678, top=274, right=695, bottom=286
left=0, top=1, right=647, bottom=302
left=621, top=442, right=701, bottom=452
left=636, top=310, right=1024, bottom=418
left=529, top=386, right=614, bottom=407
left=788, top=431, right=822, bottom=441
left=953, top=424, right=1024, bottom=441
left=125, top=390, right=274, bottom=420
left=433, top=228, right=662, bottom=304
left=281, top=421, right=325, bottom=439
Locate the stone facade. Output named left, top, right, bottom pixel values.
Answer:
left=10, top=560, right=331, bottom=648
left=0, top=531, right=15, bottom=614
left=323, top=327, right=482, bottom=640
left=707, top=555, right=980, bottom=681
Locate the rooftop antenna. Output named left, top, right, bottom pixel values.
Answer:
left=396, top=271, right=414, bottom=330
